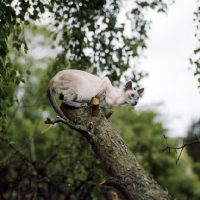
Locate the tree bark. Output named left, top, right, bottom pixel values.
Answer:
left=60, top=103, right=172, bottom=200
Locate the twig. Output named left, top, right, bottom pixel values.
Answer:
left=44, top=117, right=94, bottom=141
left=162, top=135, right=200, bottom=165
left=105, top=110, right=114, bottom=119
left=44, top=117, right=75, bottom=127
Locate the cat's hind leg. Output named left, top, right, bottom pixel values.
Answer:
left=62, top=90, right=88, bottom=108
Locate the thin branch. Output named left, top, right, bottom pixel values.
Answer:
left=162, top=134, right=200, bottom=165
left=44, top=117, right=94, bottom=139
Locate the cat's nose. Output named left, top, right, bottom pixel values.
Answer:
left=132, top=102, right=137, bottom=106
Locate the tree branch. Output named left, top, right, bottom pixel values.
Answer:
left=44, top=117, right=94, bottom=141
left=45, top=103, right=172, bottom=199
left=162, top=135, right=200, bottom=165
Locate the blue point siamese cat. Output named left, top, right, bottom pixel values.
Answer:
left=48, top=69, right=144, bottom=120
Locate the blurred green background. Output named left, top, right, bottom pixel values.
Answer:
left=1, top=0, right=200, bottom=199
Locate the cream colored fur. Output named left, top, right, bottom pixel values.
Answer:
left=48, top=69, right=144, bottom=119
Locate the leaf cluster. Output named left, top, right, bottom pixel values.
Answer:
left=46, top=0, right=172, bottom=81
left=190, top=6, right=200, bottom=88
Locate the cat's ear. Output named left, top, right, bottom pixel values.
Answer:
left=137, top=88, right=144, bottom=95
left=124, top=81, right=133, bottom=91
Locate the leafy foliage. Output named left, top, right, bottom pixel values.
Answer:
left=0, top=0, right=174, bottom=131
left=190, top=5, right=200, bottom=88
left=1, top=0, right=200, bottom=199
left=46, top=0, right=170, bottom=80
left=0, top=0, right=42, bottom=131
left=0, top=2, right=22, bottom=131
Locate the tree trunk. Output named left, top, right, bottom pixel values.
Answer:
left=60, top=103, right=172, bottom=200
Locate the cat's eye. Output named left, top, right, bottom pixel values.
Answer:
left=131, top=94, right=134, bottom=97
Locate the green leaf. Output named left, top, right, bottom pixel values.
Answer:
left=11, top=69, right=16, bottom=76
left=26, top=70, right=31, bottom=75
left=9, top=141, right=15, bottom=145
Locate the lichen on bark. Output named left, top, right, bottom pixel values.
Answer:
left=60, top=103, right=172, bottom=200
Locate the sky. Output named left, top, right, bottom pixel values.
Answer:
left=136, top=0, right=200, bottom=137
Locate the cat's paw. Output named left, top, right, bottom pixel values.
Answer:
left=81, top=102, right=88, bottom=107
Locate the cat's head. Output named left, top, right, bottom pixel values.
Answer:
left=124, top=81, right=144, bottom=106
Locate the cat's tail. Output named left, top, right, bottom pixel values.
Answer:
left=47, top=85, right=68, bottom=121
